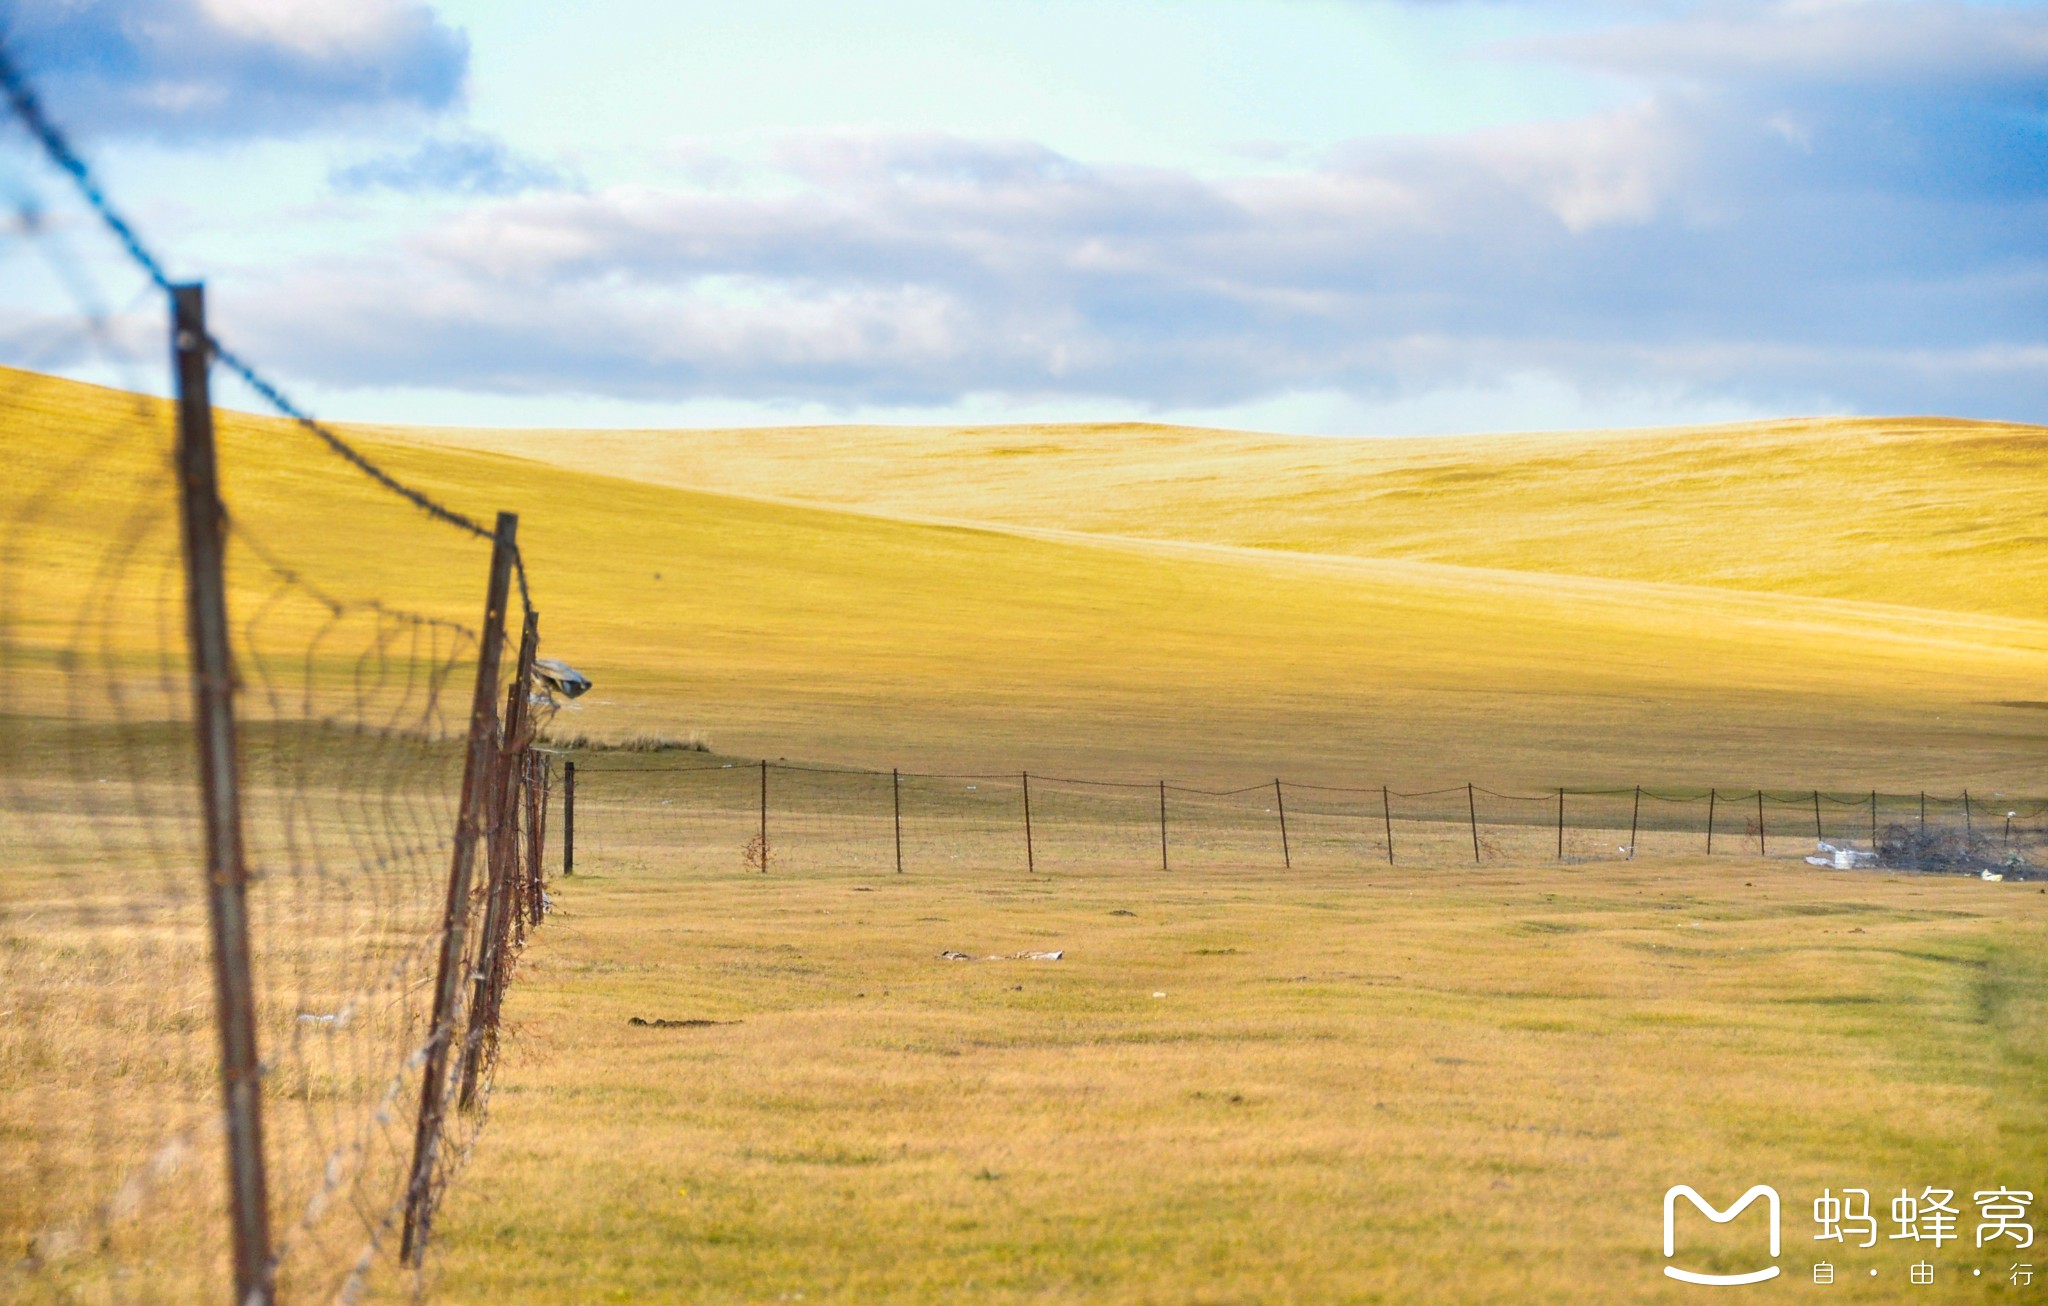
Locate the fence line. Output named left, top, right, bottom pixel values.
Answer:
left=564, top=759, right=2044, bottom=879
left=1, top=39, right=560, bottom=1303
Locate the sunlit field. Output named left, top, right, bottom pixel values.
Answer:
left=9, top=366, right=2048, bottom=1300
left=426, top=857, right=2048, bottom=1304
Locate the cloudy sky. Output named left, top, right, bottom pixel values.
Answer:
left=1, top=0, right=2043, bottom=433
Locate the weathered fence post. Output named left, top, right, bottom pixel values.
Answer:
left=1466, top=783, right=1480, bottom=865
left=1022, top=771, right=1035, bottom=874
left=1870, top=790, right=1879, bottom=848
left=173, top=283, right=275, bottom=1306
left=893, top=767, right=903, bottom=874
left=1556, top=788, right=1565, bottom=860
left=1757, top=790, right=1766, bottom=856
left=1158, top=781, right=1169, bottom=871
left=401, top=511, right=517, bottom=1266
left=1383, top=784, right=1395, bottom=865
left=525, top=751, right=548, bottom=927
left=1920, top=791, right=1927, bottom=836
left=1707, top=788, right=1717, bottom=854
left=457, top=605, right=538, bottom=1110
left=1274, top=779, right=1290, bottom=869
left=1628, top=785, right=1641, bottom=859
left=1812, top=790, right=1822, bottom=842
left=1964, top=790, right=1973, bottom=844
left=759, top=759, right=769, bottom=872
left=562, top=759, right=575, bottom=877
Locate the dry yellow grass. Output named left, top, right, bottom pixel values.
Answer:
left=9, top=364, right=2048, bottom=1301
left=426, top=857, right=2048, bottom=1304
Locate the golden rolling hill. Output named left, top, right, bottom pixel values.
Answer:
left=8, top=365, right=2047, bottom=790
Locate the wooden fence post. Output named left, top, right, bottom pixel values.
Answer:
left=1628, top=785, right=1641, bottom=859
left=1383, top=784, right=1394, bottom=865
left=893, top=768, right=903, bottom=874
left=1707, top=788, right=1717, bottom=854
left=1022, top=771, right=1035, bottom=874
left=1812, top=790, right=1822, bottom=842
left=1466, top=783, right=1480, bottom=865
left=173, top=283, right=274, bottom=1305
left=401, top=511, right=517, bottom=1266
left=525, top=751, right=547, bottom=927
left=1757, top=789, right=1766, bottom=856
left=562, top=760, right=575, bottom=877
left=1274, top=779, right=1290, bottom=869
left=759, top=759, right=768, bottom=872
left=1158, top=781, right=1169, bottom=872
left=1556, top=789, right=1565, bottom=860
left=457, top=605, right=538, bottom=1110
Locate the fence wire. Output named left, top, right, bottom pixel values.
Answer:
left=0, top=45, right=556, bottom=1303
left=568, top=760, right=2048, bottom=881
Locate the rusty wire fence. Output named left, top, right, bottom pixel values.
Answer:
left=0, top=44, right=561, bottom=1304
left=567, top=760, right=2048, bottom=880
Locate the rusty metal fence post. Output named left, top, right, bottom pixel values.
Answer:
left=401, top=511, right=518, bottom=1266
left=173, top=284, right=276, bottom=1306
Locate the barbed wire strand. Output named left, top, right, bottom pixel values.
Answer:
left=0, top=36, right=533, bottom=616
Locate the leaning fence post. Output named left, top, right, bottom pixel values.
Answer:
left=1383, top=784, right=1395, bottom=865
left=1707, top=788, right=1717, bottom=854
left=1022, top=771, right=1035, bottom=874
left=1466, top=783, right=1480, bottom=865
left=893, top=767, right=903, bottom=874
left=1158, top=781, right=1169, bottom=872
left=1274, top=779, right=1290, bottom=869
left=1812, top=790, right=1822, bottom=842
left=1628, top=785, right=1640, bottom=860
left=401, top=511, right=517, bottom=1266
left=563, top=760, right=575, bottom=877
left=173, top=283, right=274, bottom=1306
left=1757, top=789, right=1766, bottom=857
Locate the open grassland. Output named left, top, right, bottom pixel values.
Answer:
left=11, top=366, right=2048, bottom=1300
left=9, top=368, right=2048, bottom=791
left=426, top=858, right=2048, bottom=1304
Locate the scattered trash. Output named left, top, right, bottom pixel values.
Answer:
left=1152, top=991, right=1166, bottom=998
left=628, top=1017, right=737, bottom=1028
left=296, top=1012, right=344, bottom=1027
left=1804, top=841, right=1879, bottom=869
left=1982, top=870, right=2006, bottom=882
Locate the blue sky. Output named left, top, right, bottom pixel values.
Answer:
left=0, top=0, right=2043, bottom=434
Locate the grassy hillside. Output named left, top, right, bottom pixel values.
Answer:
left=7, top=367, right=2047, bottom=789
left=376, top=415, right=2048, bottom=621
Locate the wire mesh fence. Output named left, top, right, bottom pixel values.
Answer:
left=0, top=43, right=561, bottom=1304
left=568, top=761, right=2048, bottom=881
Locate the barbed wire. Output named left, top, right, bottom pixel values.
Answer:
left=0, top=35, right=534, bottom=616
